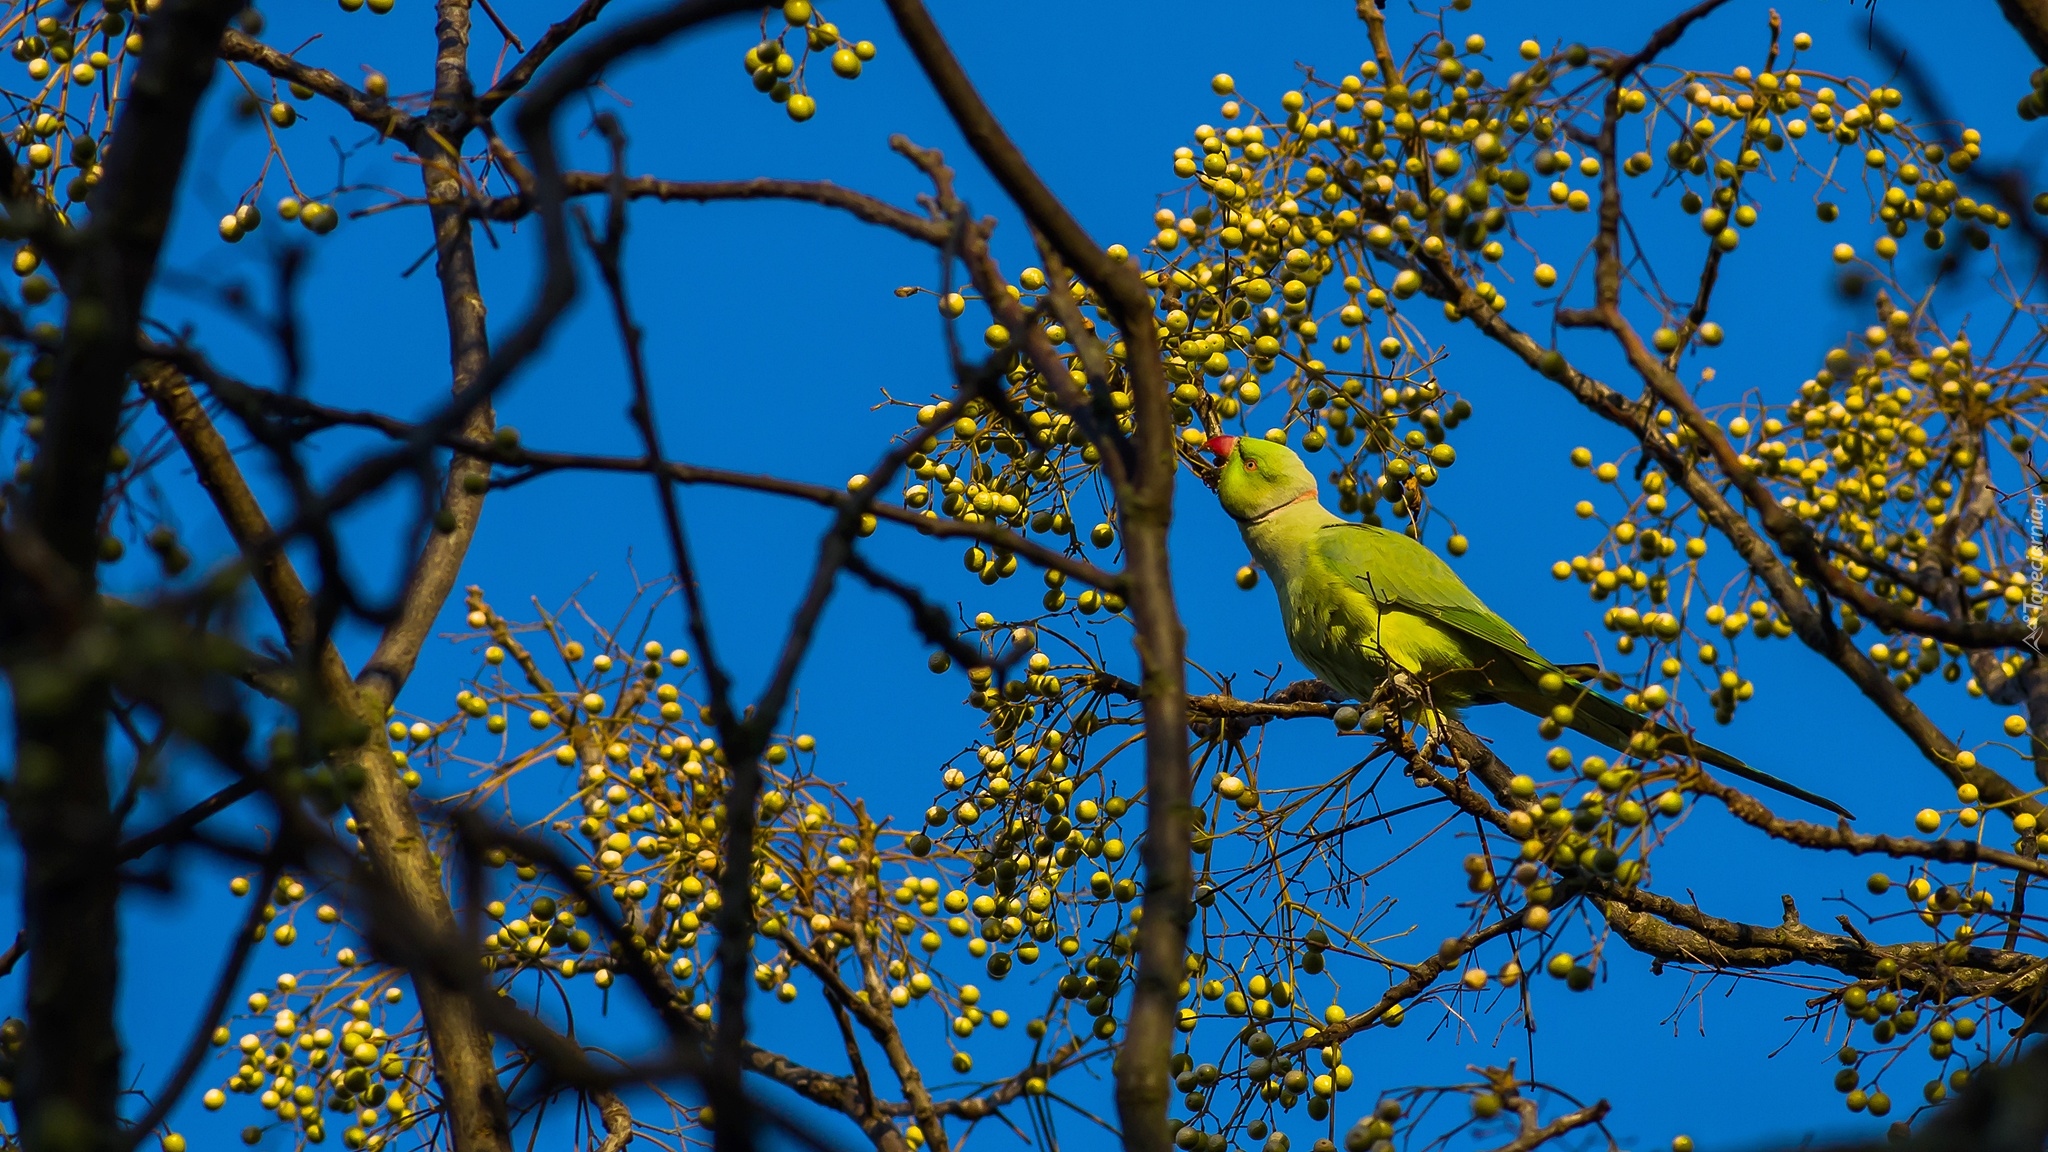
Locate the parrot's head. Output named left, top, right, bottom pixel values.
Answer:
left=1206, top=435, right=1318, bottom=522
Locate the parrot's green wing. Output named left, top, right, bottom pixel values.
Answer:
left=1313, top=523, right=1551, bottom=672
left=1311, top=523, right=1854, bottom=819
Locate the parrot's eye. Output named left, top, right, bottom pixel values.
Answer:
left=1244, top=459, right=1258, bottom=472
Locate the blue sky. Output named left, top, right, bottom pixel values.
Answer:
left=81, top=1, right=2048, bottom=1150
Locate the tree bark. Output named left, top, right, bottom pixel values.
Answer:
left=2001, top=0, right=2048, bottom=64
left=336, top=5, right=510, bottom=1152
left=6, top=4, right=243, bottom=1152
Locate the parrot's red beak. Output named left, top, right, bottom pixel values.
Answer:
left=1206, top=435, right=1239, bottom=464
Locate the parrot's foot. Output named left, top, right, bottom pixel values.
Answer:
left=1378, top=672, right=1450, bottom=760
left=1411, top=726, right=1442, bottom=772
left=1400, top=728, right=1449, bottom=792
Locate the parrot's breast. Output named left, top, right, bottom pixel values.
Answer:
left=1279, top=568, right=1390, bottom=700
left=1276, top=575, right=1482, bottom=706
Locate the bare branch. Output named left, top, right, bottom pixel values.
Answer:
left=153, top=339, right=1123, bottom=593
left=114, top=778, right=262, bottom=863
left=136, top=363, right=356, bottom=698
left=479, top=0, right=614, bottom=116
left=219, top=30, right=416, bottom=141
left=470, top=171, right=947, bottom=245
left=591, top=1089, right=633, bottom=1152
left=1483, top=1100, right=1611, bottom=1152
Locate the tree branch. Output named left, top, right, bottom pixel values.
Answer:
left=155, top=342, right=1123, bottom=592
left=469, top=172, right=947, bottom=245
left=1415, top=266, right=2037, bottom=815
left=114, top=778, right=261, bottom=862
left=219, top=30, right=416, bottom=141
left=479, top=0, right=614, bottom=116
left=1999, top=0, right=2048, bottom=65
left=1483, top=1100, right=1610, bottom=1152
left=8, top=5, right=246, bottom=1152
left=135, top=363, right=356, bottom=699
left=871, top=9, right=1192, bottom=1147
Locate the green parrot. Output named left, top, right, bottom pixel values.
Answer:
left=1205, top=433, right=1852, bottom=819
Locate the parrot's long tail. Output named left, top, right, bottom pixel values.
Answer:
left=1496, top=681, right=1855, bottom=820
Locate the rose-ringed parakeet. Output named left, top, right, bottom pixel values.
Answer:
left=1206, top=433, right=1852, bottom=819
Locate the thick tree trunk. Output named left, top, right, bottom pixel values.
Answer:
left=341, top=735, right=510, bottom=1152
left=7, top=4, right=242, bottom=1152
left=333, top=3, right=510, bottom=1147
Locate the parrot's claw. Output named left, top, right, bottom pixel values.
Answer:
left=1415, top=726, right=1441, bottom=763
